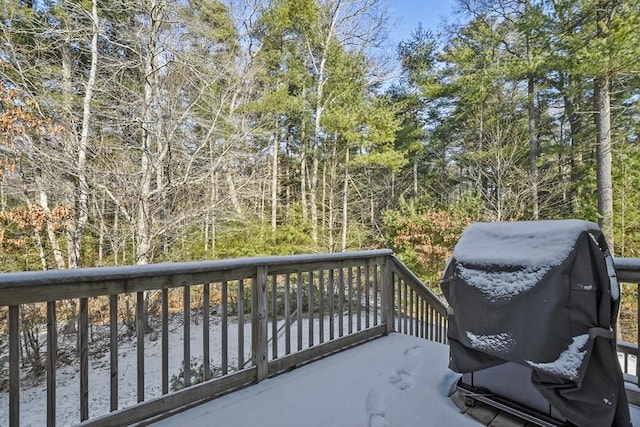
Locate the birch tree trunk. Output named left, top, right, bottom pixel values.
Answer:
left=341, top=147, right=349, bottom=252
left=525, top=0, right=539, bottom=220
left=412, top=157, right=418, bottom=200
left=226, top=170, right=243, bottom=215
left=528, top=75, right=539, bottom=220
left=136, top=1, right=162, bottom=266
left=310, top=100, right=322, bottom=244
left=301, top=146, right=308, bottom=221
left=68, top=0, right=99, bottom=268
left=40, top=190, right=66, bottom=269
left=309, top=1, right=341, bottom=245
left=271, top=119, right=279, bottom=237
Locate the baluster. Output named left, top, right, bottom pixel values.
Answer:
left=80, top=297, right=89, bottom=420
left=136, top=292, right=145, bottom=403
left=637, top=283, right=640, bottom=386
left=410, top=289, right=415, bottom=336
left=429, top=305, right=434, bottom=340
left=271, top=275, right=278, bottom=360
left=110, top=295, right=119, bottom=409
left=319, top=270, right=325, bottom=344
left=222, top=281, right=228, bottom=375
left=9, top=305, right=19, bottom=427
left=415, top=298, right=420, bottom=338
left=356, top=266, right=362, bottom=331
left=184, top=286, right=191, bottom=387
left=338, top=266, right=344, bottom=337
left=162, top=288, right=169, bottom=394
left=403, top=282, right=408, bottom=334
left=421, top=299, right=425, bottom=339
left=203, top=283, right=211, bottom=380
left=328, top=269, right=335, bottom=340
left=373, top=265, right=379, bottom=326
left=285, top=274, right=291, bottom=355
left=296, top=273, right=303, bottom=351
left=348, top=267, right=353, bottom=334
left=365, top=260, right=370, bottom=329
left=47, top=301, right=57, bottom=426
left=308, top=271, right=314, bottom=347
left=396, top=276, right=402, bottom=332
left=238, top=279, right=244, bottom=369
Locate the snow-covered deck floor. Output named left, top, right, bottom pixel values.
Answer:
left=150, top=332, right=640, bottom=427
left=150, top=333, right=479, bottom=427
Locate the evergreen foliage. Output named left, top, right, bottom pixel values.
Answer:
left=0, top=0, right=639, bottom=273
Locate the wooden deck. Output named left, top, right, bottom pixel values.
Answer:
left=0, top=251, right=449, bottom=427
left=147, top=333, right=479, bottom=427
left=2, top=252, right=640, bottom=426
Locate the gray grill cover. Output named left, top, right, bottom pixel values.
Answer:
left=441, top=220, right=631, bottom=427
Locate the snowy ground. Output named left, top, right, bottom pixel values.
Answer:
left=151, top=333, right=478, bottom=427
left=0, top=313, right=383, bottom=427
left=0, top=314, right=250, bottom=427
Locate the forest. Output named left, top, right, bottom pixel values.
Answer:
left=0, top=0, right=639, bottom=287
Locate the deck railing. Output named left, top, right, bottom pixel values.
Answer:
left=614, top=257, right=640, bottom=401
left=0, top=250, right=447, bottom=427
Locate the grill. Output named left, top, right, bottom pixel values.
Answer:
left=441, top=220, right=631, bottom=427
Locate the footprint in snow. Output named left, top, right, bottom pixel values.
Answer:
left=389, top=368, right=414, bottom=391
left=366, top=391, right=390, bottom=427
left=404, top=345, right=423, bottom=357
left=388, top=345, right=425, bottom=390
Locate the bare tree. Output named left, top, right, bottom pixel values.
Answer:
left=304, top=0, right=389, bottom=244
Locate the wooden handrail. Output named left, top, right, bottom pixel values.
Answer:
left=614, top=257, right=640, bottom=282
left=390, top=256, right=448, bottom=317
left=0, top=250, right=395, bottom=305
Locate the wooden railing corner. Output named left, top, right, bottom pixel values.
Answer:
left=253, top=266, right=269, bottom=382
left=381, top=256, right=395, bottom=336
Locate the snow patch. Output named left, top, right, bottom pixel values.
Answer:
left=466, top=331, right=515, bottom=353
left=527, top=334, right=589, bottom=380
left=452, top=220, right=599, bottom=301
left=458, top=265, right=548, bottom=301
left=453, top=220, right=596, bottom=268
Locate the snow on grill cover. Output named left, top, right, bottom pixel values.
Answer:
left=441, top=220, right=631, bottom=427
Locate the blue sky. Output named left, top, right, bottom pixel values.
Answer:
left=387, top=0, right=458, bottom=45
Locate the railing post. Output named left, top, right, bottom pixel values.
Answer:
left=9, top=305, right=19, bottom=427
left=110, top=294, right=119, bottom=410
left=183, top=285, right=191, bottom=388
left=253, top=266, right=269, bottom=382
left=136, top=292, right=145, bottom=403
left=637, top=283, right=639, bottom=387
left=382, top=257, right=395, bottom=335
left=47, top=301, right=57, bottom=427
left=80, top=297, right=89, bottom=421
